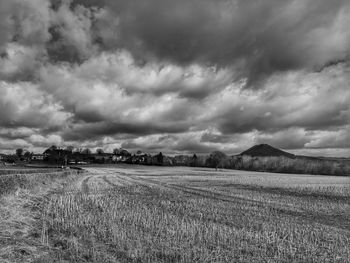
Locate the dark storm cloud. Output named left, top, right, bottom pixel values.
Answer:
left=121, top=133, right=221, bottom=154
left=89, top=0, right=350, bottom=85
left=0, top=1, right=14, bottom=50
left=199, top=127, right=312, bottom=151
left=172, top=141, right=220, bottom=154
left=62, top=121, right=190, bottom=141
left=211, top=64, right=350, bottom=134
left=255, top=129, right=311, bottom=150
left=46, top=0, right=102, bottom=63
left=217, top=102, right=350, bottom=134
left=73, top=109, right=106, bottom=123
left=201, top=132, right=235, bottom=144
left=3, top=0, right=350, bottom=80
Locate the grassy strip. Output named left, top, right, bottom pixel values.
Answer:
left=0, top=169, right=84, bottom=262
left=0, top=169, right=62, bottom=176
left=0, top=170, right=81, bottom=197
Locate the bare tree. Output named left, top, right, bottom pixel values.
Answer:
left=208, top=151, right=227, bottom=170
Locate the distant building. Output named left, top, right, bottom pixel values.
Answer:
left=115, top=155, right=129, bottom=162
left=31, top=154, right=45, bottom=161
left=0, top=154, right=17, bottom=164
left=114, top=149, right=132, bottom=163
left=129, top=154, right=152, bottom=165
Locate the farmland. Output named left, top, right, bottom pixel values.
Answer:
left=1, top=165, right=350, bottom=262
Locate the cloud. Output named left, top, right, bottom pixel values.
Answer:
left=0, top=1, right=14, bottom=50
left=121, top=133, right=222, bottom=154
left=28, top=134, right=63, bottom=148
left=0, top=81, right=69, bottom=128
left=0, top=0, right=350, bottom=157
left=12, top=0, right=52, bottom=46
left=0, top=138, right=31, bottom=152
left=305, top=126, right=350, bottom=149
left=47, top=0, right=102, bottom=63
left=92, top=0, right=350, bottom=85
left=121, top=130, right=257, bottom=155
left=38, top=51, right=233, bottom=142
left=0, top=127, right=35, bottom=140
left=254, top=129, right=310, bottom=150
left=211, top=64, right=350, bottom=134
left=0, top=43, right=44, bottom=81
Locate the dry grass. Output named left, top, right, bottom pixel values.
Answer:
left=0, top=168, right=84, bottom=263
left=35, top=167, right=350, bottom=263
left=0, top=167, right=61, bottom=176
left=0, top=169, right=77, bottom=196
left=1, top=165, right=349, bottom=262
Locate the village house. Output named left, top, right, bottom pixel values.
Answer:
left=31, top=154, right=45, bottom=161
left=0, top=154, right=17, bottom=164
left=129, top=154, right=152, bottom=165
left=115, top=155, right=129, bottom=162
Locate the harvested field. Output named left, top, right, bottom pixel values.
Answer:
left=37, top=166, right=350, bottom=262
left=1, top=166, right=349, bottom=262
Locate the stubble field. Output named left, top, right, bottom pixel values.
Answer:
left=40, top=166, right=350, bottom=262
left=1, top=165, right=349, bottom=262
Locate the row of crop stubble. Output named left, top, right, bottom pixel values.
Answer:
left=37, top=168, right=350, bottom=263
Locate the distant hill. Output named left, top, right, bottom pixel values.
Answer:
left=240, top=144, right=295, bottom=158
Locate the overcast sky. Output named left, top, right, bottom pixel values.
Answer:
left=0, top=0, right=350, bottom=156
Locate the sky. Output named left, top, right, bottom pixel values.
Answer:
left=0, top=0, right=350, bottom=156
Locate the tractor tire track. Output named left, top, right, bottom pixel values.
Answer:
left=81, top=176, right=91, bottom=195
left=101, top=175, right=128, bottom=188
left=83, top=168, right=350, bottom=232
left=125, top=174, right=350, bottom=232
left=128, top=175, right=263, bottom=205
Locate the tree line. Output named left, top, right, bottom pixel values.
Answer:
left=4, top=146, right=350, bottom=176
